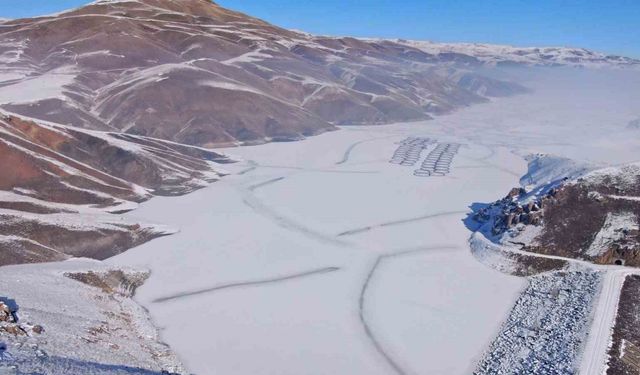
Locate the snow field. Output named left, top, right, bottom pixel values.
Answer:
left=104, top=76, right=640, bottom=374
left=108, top=126, right=526, bottom=375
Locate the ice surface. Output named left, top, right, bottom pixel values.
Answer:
left=103, top=76, right=640, bottom=374
left=108, top=127, right=527, bottom=374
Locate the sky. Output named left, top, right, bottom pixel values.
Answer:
left=1, top=0, right=638, bottom=58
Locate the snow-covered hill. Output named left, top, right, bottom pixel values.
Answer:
left=0, top=112, right=231, bottom=265
left=472, top=155, right=640, bottom=267
left=0, top=0, right=525, bottom=147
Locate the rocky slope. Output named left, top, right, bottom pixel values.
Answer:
left=0, top=0, right=530, bottom=147
left=473, top=157, right=640, bottom=267
left=533, top=164, right=640, bottom=266
left=0, top=259, right=186, bottom=374
left=0, top=112, right=230, bottom=266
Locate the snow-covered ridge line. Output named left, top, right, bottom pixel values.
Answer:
left=391, top=39, right=640, bottom=69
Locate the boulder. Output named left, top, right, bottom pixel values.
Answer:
left=506, top=213, right=516, bottom=227
left=31, top=325, right=44, bottom=334
left=505, top=187, right=527, bottom=200
left=0, top=301, right=15, bottom=323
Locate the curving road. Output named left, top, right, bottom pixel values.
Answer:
left=474, top=232, right=640, bottom=374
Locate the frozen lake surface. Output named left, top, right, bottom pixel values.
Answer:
left=109, top=73, right=640, bottom=374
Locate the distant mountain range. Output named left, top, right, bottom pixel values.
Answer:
left=397, top=40, right=640, bottom=69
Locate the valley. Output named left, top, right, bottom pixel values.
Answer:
left=103, top=77, right=640, bottom=374
left=0, top=1, right=639, bottom=374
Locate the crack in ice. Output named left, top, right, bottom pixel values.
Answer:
left=337, top=210, right=469, bottom=237
left=359, top=245, right=460, bottom=375
left=153, top=266, right=341, bottom=303
left=336, top=135, right=398, bottom=165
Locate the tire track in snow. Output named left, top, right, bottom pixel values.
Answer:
left=258, top=164, right=377, bottom=174
left=359, top=245, right=460, bottom=375
left=243, top=177, right=352, bottom=247
left=237, top=161, right=371, bottom=176
left=457, top=155, right=521, bottom=178
left=336, top=136, right=395, bottom=165
left=247, top=176, right=286, bottom=191
left=336, top=135, right=411, bottom=165
left=336, top=140, right=369, bottom=165
left=337, top=210, right=469, bottom=237
left=237, top=160, right=258, bottom=175
left=153, top=267, right=341, bottom=303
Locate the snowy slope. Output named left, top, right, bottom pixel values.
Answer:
left=0, top=259, right=186, bottom=374
left=0, top=112, right=231, bottom=265
left=0, top=0, right=526, bottom=147
left=1, top=1, right=634, bottom=147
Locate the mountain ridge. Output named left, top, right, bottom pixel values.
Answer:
left=0, top=0, right=531, bottom=147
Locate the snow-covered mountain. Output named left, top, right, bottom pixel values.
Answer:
left=0, top=1, right=635, bottom=148
left=397, top=40, right=640, bottom=69
left=0, top=0, right=527, bottom=147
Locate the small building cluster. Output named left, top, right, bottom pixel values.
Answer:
left=389, top=137, right=461, bottom=177
left=389, top=137, right=434, bottom=166
left=414, top=143, right=461, bottom=177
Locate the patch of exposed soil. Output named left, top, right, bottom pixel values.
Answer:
left=528, top=184, right=640, bottom=266
left=65, top=270, right=149, bottom=297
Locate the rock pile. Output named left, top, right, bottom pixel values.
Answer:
left=0, top=300, right=43, bottom=337
left=0, top=301, right=15, bottom=323
left=474, top=271, right=601, bottom=374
